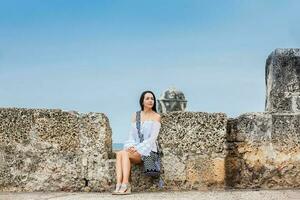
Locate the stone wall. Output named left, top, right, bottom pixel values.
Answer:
left=0, top=108, right=113, bottom=192
left=0, top=109, right=299, bottom=192
left=0, top=108, right=228, bottom=192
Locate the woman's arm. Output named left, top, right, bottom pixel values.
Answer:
left=123, top=113, right=138, bottom=150
left=123, top=123, right=138, bottom=150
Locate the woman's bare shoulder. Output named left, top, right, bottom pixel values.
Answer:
left=153, top=112, right=161, bottom=122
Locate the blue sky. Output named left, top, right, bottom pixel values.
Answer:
left=0, top=0, right=299, bottom=143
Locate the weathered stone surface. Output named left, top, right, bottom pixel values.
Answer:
left=265, top=48, right=300, bottom=113
left=0, top=108, right=113, bottom=192
left=1, top=107, right=300, bottom=191
left=226, top=113, right=272, bottom=143
left=226, top=112, right=300, bottom=189
left=159, top=111, right=227, bottom=190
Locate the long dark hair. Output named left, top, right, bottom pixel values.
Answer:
left=139, top=90, right=157, bottom=112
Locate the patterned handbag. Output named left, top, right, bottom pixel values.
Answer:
left=136, top=110, right=161, bottom=177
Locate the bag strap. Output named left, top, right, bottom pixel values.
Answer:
left=136, top=111, right=144, bottom=142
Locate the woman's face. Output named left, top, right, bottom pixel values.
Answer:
left=143, top=93, right=154, bottom=109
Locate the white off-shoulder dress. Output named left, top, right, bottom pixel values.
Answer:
left=123, top=120, right=161, bottom=156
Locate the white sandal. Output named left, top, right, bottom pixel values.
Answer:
left=117, top=183, right=131, bottom=195
left=111, top=183, right=122, bottom=195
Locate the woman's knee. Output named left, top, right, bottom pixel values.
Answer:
left=121, top=150, right=129, bottom=157
left=116, top=150, right=125, bottom=157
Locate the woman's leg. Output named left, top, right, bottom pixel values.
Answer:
left=121, top=150, right=142, bottom=184
left=121, top=150, right=131, bottom=184
left=115, top=151, right=123, bottom=184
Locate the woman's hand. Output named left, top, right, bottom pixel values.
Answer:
left=126, top=146, right=137, bottom=154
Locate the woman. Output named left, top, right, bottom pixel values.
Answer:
left=112, top=90, right=161, bottom=195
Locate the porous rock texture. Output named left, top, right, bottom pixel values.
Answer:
left=226, top=112, right=300, bottom=189
left=0, top=108, right=113, bottom=192
left=265, top=48, right=300, bottom=113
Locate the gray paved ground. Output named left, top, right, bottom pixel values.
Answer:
left=0, top=190, right=299, bottom=200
